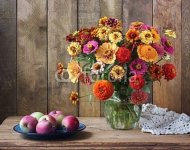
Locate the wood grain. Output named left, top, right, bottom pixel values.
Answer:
left=122, top=0, right=153, bottom=103
left=1, top=116, right=190, bottom=149
left=182, top=0, right=190, bottom=115
left=0, top=0, right=16, bottom=124
left=153, top=0, right=181, bottom=113
left=48, top=0, right=78, bottom=116
left=99, top=0, right=123, bottom=117
left=78, top=0, right=101, bottom=117
left=17, top=0, right=47, bottom=115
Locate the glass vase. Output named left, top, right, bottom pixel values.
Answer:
left=104, top=96, right=142, bottom=130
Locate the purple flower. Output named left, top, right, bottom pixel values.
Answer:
left=83, top=40, right=98, bottom=54
left=129, top=58, right=147, bottom=75
left=161, top=37, right=174, bottom=54
left=151, top=43, right=164, bottom=56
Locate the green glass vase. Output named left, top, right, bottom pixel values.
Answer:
left=104, top=96, right=142, bottom=130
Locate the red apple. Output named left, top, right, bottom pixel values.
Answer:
left=19, top=115, right=38, bottom=133
left=49, top=110, right=65, bottom=129
left=62, top=115, right=79, bottom=131
left=38, top=115, right=57, bottom=130
left=36, top=120, right=56, bottom=134
left=30, top=112, right=44, bottom=121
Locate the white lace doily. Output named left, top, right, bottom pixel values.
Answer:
left=139, top=103, right=190, bottom=135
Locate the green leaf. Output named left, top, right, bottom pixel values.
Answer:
left=88, top=93, right=92, bottom=106
left=142, top=84, right=151, bottom=93
left=105, top=64, right=113, bottom=72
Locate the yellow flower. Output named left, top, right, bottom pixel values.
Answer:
left=67, top=42, right=82, bottom=58
left=98, top=16, right=108, bottom=26
left=164, top=29, right=176, bottom=38
left=110, top=65, right=126, bottom=81
left=137, top=44, right=158, bottom=62
left=97, top=27, right=111, bottom=41
left=109, top=32, right=122, bottom=43
left=57, top=62, right=64, bottom=76
left=67, top=60, right=82, bottom=83
left=95, top=43, right=118, bottom=64
left=139, top=30, right=153, bottom=44
left=69, top=91, right=79, bottom=105
left=150, top=27, right=160, bottom=43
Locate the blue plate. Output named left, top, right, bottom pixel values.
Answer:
left=13, top=123, right=86, bottom=139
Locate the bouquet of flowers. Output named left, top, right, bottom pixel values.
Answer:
left=57, top=16, right=176, bottom=106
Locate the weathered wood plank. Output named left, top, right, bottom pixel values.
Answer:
left=122, top=0, right=153, bottom=103
left=153, top=0, right=181, bottom=113
left=99, top=0, right=123, bottom=117
left=0, top=0, right=16, bottom=124
left=100, top=0, right=122, bottom=19
left=78, top=0, right=101, bottom=117
left=17, top=0, right=47, bottom=115
left=182, top=0, right=190, bottom=115
left=48, top=0, right=78, bottom=116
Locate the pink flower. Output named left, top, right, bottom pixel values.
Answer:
left=161, top=37, right=174, bottom=54
left=83, top=40, right=98, bottom=54
left=131, top=90, right=148, bottom=105
left=151, top=43, right=165, bottom=56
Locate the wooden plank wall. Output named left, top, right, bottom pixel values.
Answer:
left=0, top=0, right=190, bottom=123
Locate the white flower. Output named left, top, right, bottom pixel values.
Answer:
left=163, top=52, right=170, bottom=60
left=91, top=61, right=105, bottom=75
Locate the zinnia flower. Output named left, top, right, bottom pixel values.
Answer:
left=95, top=42, right=118, bottom=64
left=93, top=80, right=114, bottom=100
left=116, top=47, right=131, bottom=63
left=79, top=73, right=92, bottom=86
left=129, top=21, right=144, bottom=30
left=131, top=90, right=148, bottom=105
left=105, top=17, right=122, bottom=31
left=164, top=29, right=176, bottom=38
left=129, top=75, right=145, bottom=90
left=139, top=30, right=153, bottom=44
left=98, top=16, right=108, bottom=27
left=162, top=52, right=170, bottom=60
left=69, top=91, right=79, bottom=105
left=129, top=58, right=147, bottom=75
left=109, top=65, right=126, bottom=81
left=148, top=64, right=163, bottom=81
left=161, top=37, right=174, bottom=54
left=91, top=61, right=105, bottom=75
left=109, top=32, right=122, bottom=44
left=150, top=27, right=160, bottom=43
left=57, top=62, right=64, bottom=76
left=162, top=64, right=177, bottom=81
left=67, top=61, right=82, bottom=83
left=151, top=43, right=164, bottom=56
left=137, top=44, right=158, bottom=62
left=126, top=28, right=139, bottom=42
left=67, top=42, right=82, bottom=58
left=97, top=27, right=111, bottom=41
left=83, top=40, right=98, bottom=54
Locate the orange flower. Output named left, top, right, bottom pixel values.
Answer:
left=67, top=60, right=82, bottom=83
left=150, top=27, right=160, bottom=43
left=69, top=91, right=79, bottom=105
left=95, top=43, right=118, bottom=64
left=57, top=62, right=64, bottom=76
left=137, top=44, right=158, bottom=62
left=93, top=80, right=114, bottom=100
left=125, top=28, right=139, bottom=42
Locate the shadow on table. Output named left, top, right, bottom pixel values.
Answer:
left=21, top=131, right=93, bottom=141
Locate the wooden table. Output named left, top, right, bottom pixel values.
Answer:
left=0, top=116, right=190, bottom=149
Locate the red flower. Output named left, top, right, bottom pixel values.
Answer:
left=116, top=47, right=131, bottom=63
left=79, top=73, right=92, bottom=86
left=162, top=64, right=176, bottom=81
left=93, top=80, right=114, bottom=100
left=129, top=75, right=145, bottom=90
left=131, top=90, right=148, bottom=105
